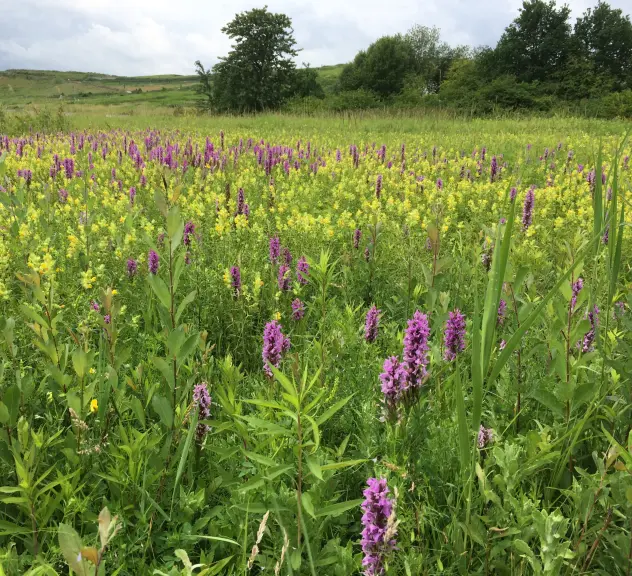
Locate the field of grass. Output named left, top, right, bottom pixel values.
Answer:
left=0, top=65, right=345, bottom=109
left=0, top=111, right=631, bottom=575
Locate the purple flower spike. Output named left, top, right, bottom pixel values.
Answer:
left=278, top=264, right=291, bottom=291
left=522, top=185, right=535, bottom=231
left=570, top=277, right=583, bottom=311
left=262, top=320, right=290, bottom=377
left=193, top=382, right=212, bottom=441
left=403, top=311, right=430, bottom=387
left=353, top=229, right=362, bottom=250
left=148, top=250, right=159, bottom=275
left=444, top=309, right=466, bottom=362
left=364, top=306, right=380, bottom=343
left=297, top=256, right=309, bottom=285
left=127, top=258, right=138, bottom=278
left=230, top=266, right=241, bottom=296
left=361, top=477, right=397, bottom=576
left=291, top=298, right=305, bottom=321
left=269, top=236, right=280, bottom=264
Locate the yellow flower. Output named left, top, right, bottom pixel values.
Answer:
left=90, top=399, right=98, bottom=413
left=273, top=311, right=281, bottom=321
left=89, top=367, right=96, bottom=375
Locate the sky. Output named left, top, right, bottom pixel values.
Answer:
left=1, top=0, right=630, bottom=76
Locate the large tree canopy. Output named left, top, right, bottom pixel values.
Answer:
left=210, top=7, right=299, bottom=112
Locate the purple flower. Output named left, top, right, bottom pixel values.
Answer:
left=58, top=189, right=68, bottom=204
left=510, top=187, right=517, bottom=202
left=262, top=320, right=290, bottom=377
left=436, top=178, right=443, bottom=190
left=236, top=188, right=245, bottom=216
left=353, top=229, right=362, bottom=250
left=580, top=306, right=599, bottom=353
left=278, top=265, right=291, bottom=291
left=269, top=236, right=280, bottom=264
left=571, top=277, right=583, bottom=311
left=364, top=247, right=371, bottom=262
left=230, top=266, right=241, bottom=296
left=90, top=301, right=100, bottom=312
left=490, top=156, right=498, bottom=182
left=375, top=174, right=383, bottom=199
left=148, top=250, right=159, bottom=275
left=499, top=339, right=506, bottom=350
left=193, top=382, right=212, bottom=441
left=497, top=299, right=507, bottom=326
left=103, top=315, right=111, bottom=325
left=403, top=311, right=430, bottom=387
left=183, top=221, right=195, bottom=246
left=522, top=186, right=535, bottom=231
left=361, top=477, right=397, bottom=576
left=129, top=187, right=136, bottom=206
left=444, top=309, right=466, bottom=362
left=478, top=425, right=493, bottom=448
left=283, top=247, right=292, bottom=266
left=127, top=258, right=138, bottom=278
left=291, top=298, right=305, bottom=321
left=297, top=256, right=309, bottom=285
left=364, top=306, right=380, bottom=343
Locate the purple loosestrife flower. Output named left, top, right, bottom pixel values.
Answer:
left=510, top=187, right=517, bottom=202
left=522, top=186, right=535, bottom=231
left=127, top=258, right=138, bottom=278
left=236, top=188, right=245, bottom=215
left=297, top=256, right=309, bottom=285
left=361, top=477, right=397, bottom=576
left=103, top=315, right=111, bottom=325
left=91, top=301, right=100, bottom=312
left=58, top=189, right=68, bottom=204
left=283, top=247, right=292, bottom=266
left=364, top=247, right=371, bottom=262
left=291, top=298, right=305, bottom=321
left=183, top=221, right=195, bottom=247
left=375, top=174, right=383, bottom=199
left=403, top=311, right=430, bottom=387
left=436, top=178, right=443, bottom=190
left=580, top=306, right=599, bottom=353
left=500, top=339, right=507, bottom=350
left=278, top=265, right=291, bottom=291
left=148, top=250, right=159, bottom=275
left=497, top=299, right=507, bottom=326
left=129, top=187, right=136, bottom=206
left=379, top=356, right=408, bottom=415
left=478, top=425, right=493, bottom=448
left=444, top=309, right=466, bottom=361
left=269, top=236, right=280, bottom=264
left=570, top=277, right=583, bottom=311
left=364, top=306, right=380, bottom=343
left=230, top=266, right=241, bottom=296
left=193, top=382, right=211, bottom=441
left=353, top=229, right=362, bottom=249
left=490, top=156, right=498, bottom=182
left=262, top=321, right=290, bottom=377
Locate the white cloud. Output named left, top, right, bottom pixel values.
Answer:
left=1, top=0, right=630, bottom=75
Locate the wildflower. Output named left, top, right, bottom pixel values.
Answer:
left=127, top=258, right=138, bottom=278
left=247, top=511, right=269, bottom=570
left=364, top=306, right=380, bottom=343
left=580, top=305, right=599, bottom=353
left=129, top=187, right=136, bottom=206
left=104, top=315, right=111, bottom=324
left=297, top=256, right=309, bottom=285
left=283, top=247, right=292, bottom=266
left=602, top=224, right=609, bottom=245
left=353, top=228, right=362, bottom=249
left=375, top=174, right=383, bottom=199
left=499, top=339, right=506, bottom=350
left=364, top=247, right=371, bottom=262
left=262, top=320, right=290, bottom=377
left=269, top=236, right=280, bottom=264
left=497, top=299, right=507, bottom=326
left=436, top=178, right=443, bottom=190
left=91, top=301, right=100, bottom=312
left=522, top=185, right=535, bottom=231
left=478, top=425, right=493, bottom=448
left=291, top=298, right=305, bottom=320
left=236, top=187, right=245, bottom=216
left=570, top=277, right=583, bottom=311
left=361, top=478, right=397, bottom=576
left=193, top=382, right=212, bottom=441
left=403, top=311, right=430, bottom=387
left=148, top=250, right=159, bottom=275
left=90, top=399, right=98, bottom=413
left=278, top=264, right=291, bottom=291
left=379, top=356, right=408, bottom=413
left=183, top=221, right=195, bottom=246
left=230, top=266, right=241, bottom=296
left=444, top=309, right=466, bottom=361
left=510, top=187, right=517, bottom=202
left=58, top=189, right=68, bottom=203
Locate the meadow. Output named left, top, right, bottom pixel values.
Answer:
left=0, top=111, right=631, bottom=575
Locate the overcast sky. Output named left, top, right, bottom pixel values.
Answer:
left=1, top=0, right=630, bottom=76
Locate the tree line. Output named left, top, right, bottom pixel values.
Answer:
left=195, top=1, right=632, bottom=117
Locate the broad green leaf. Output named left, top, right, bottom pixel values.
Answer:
left=316, top=395, right=353, bottom=426
left=176, top=290, right=197, bottom=324
left=305, top=455, right=322, bottom=481
left=148, top=275, right=171, bottom=310
left=320, top=459, right=366, bottom=471
left=315, top=498, right=364, bottom=518
left=151, top=394, right=173, bottom=428
left=243, top=450, right=277, bottom=467
left=58, top=523, right=88, bottom=576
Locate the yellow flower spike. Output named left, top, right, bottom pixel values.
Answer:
left=90, top=399, right=98, bottom=413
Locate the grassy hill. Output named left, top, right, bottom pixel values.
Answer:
left=0, top=65, right=345, bottom=109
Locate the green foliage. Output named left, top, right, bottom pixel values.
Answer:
left=209, top=7, right=299, bottom=112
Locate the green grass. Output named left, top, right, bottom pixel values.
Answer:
left=0, top=64, right=346, bottom=109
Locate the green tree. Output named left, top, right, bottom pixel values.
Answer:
left=194, top=60, right=213, bottom=110
left=210, top=7, right=299, bottom=112
left=574, top=1, right=632, bottom=90
left=290, top=64, right=325, bottom=99
left=494, top=0, right=572, bottom=83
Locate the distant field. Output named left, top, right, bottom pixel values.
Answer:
left=0, top=65, right=345, bottom=108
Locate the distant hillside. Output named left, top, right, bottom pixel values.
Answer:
left=0, top=65, right=345, bottom=108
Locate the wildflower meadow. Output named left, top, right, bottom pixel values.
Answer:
left=0, top=114, right=631, bottom=575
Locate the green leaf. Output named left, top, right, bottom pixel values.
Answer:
left=302, top=492, right=316, bottom=519
left=152, top=356, right=175, bottom=390
left=58, top=523, right=88, bottom=576
left=320, top=459, right=366, bottom=471
left=270, top=366, right=298, bottom=398
left=148, top=275, right=171, bottom=310
left=167, top=328, right=186, bottom=357
left=171, top=412, right=197, bottom=513
left=243, top=450, right=277, bottom=467
left=454, top=367, right=470, bottom=478
left=315, top=498, right=364, bottom=518
left=305, top=455, right=322, bottom=481
left=177, top=333, right=200, bottom=366
left=167, top=206, right=184, bottom=245
left=0, top=402, right=9, bottom=425
left=200, top=555, right=235, bottom=575
left=176, top=290, right=197, bottom=324
left=316, top=395, right=353, bottom=426
left=151, top=394, right=173, bottom=428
